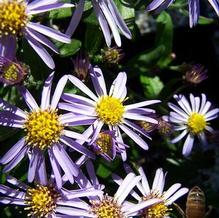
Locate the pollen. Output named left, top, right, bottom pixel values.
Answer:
left=144, top=203, right=170, bottom=218
left=0, top=0, right=29, bottom=37
left=2, top=62, right=19, bottom=82
left=95, top=132, right=113, bottom=154
left=187, top=112, right=206, bottom=134
left=96, top=96, right=124, bottom=125
left=91, top=195, right=124, bottom=218
left=24, top=109, right=63, bottom=150
left=25, top=184, right=60, bottom=218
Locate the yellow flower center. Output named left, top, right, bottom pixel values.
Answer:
left=91, top=195, right=124, bottom=218
left=187, top=113, right=206, bottom=134
left=2, top=63, right=19, bottom=81
left=144, top=203, right=170, bottom=218
left=96, top=96, right=124, bottom=125
left=95, top=132, right=113, bottom=154
left=24, top=109, right=63, bottom=150
left=25, top=185, right=60, bottom=218
left=0, top=0, right=29, bottom=37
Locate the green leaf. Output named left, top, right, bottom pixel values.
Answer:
left=96, top=163, right=112, bottom=179
left=84, top=24, right=103, bottom=54
left=127, top=45, right=165, bottom=73
left=198, top=16, right=214, bottom=25
left=49, top=7, right=73, bottom=19
left=156, top=11, right=173, bottom=67
left=58, top=39, right=82, bottom=57
left=140, top=75, right=164, bottom=98
left=114, top=0, right=135, bottom=20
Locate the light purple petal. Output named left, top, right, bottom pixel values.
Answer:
left=182, top=134, right=195, bottom=156
left=27, top=22, right=71, bottom=43
left=66, top=0, right=85, bottom=36
left=41, top=72, right=54, bottom=109
left=0, top=138, right=26, bottom=164
left=25, top=33, right=55, bottom=69
left=119, top=124, right=149, bottom=150
left=51, top=75, right=69, bottom=109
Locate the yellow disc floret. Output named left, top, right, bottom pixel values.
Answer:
left=96, top=96, right=124, bottom=125
left=187, top=112, right=206, bottom=134
left=24, top=109, right=63, bottom=150
left=2, top=63, right=19, bottom=81
left=25, top=185, right=60, bottom=217
left=0, top=0, right=29, bottom=37
left=144, top=203, right=170, bottom=218
left=95, top=132, right=113, bottom=154
left=91, top=195, right=124, bottom=218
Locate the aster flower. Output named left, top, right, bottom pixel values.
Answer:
left=101, top=46, right=124, bottom=65
left=147, top=0, right=219, bottom=27
left=183, top=64, right=208, bottom=85
left=59, top=66, right=160, bottom=161
left=91, top=130, right=126, bottom=161
left=0, top=72, right=94, bottom=188
left=0, top=56, right=29, bottom=85
left=0, top=176, right=103, bottom=218
left=59, top=160, right=162, bottom=217
left=0, top=0, right=74, bottom=69
left=66, top=0, right=131, bottom=47
left=168, top=94, right=219, bottom=156
left=113, top=166, right=189, bottom=218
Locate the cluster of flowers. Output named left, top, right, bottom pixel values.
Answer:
left=0, top=66, right=218, bottom=217
left=0, top=0, right=219, bottom=217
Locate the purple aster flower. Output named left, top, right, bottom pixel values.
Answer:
left=147, top=0, right=219, bottom=27
left=0, top=0, right=74, bottom=69
left=59, top=160, right=162, bottom=217
left=0, top=72, right=94, bottom=188
left=91, top=130, right=126, bottom=161
left=0, top=56, right=29, bottom=85
left=66, top=0, right=132, bottom=47
left=59, top=66, right=160, bottom=161
left=167, top=94, right=219, bottom=156
left=183, top=64, right=208, bottom=85
left=113, top=165, right=188, bottom=218
left=0, top=175, right=103, bottom=218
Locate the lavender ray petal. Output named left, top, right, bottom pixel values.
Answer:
left=27, top=150, right=39, bottom=183
left=107, top=0, right=131, bottom=39
left=0, top=138, right=26, bottom=164
left=90, top=66, right=107, bottom=97
left=3, top=146, right=28, bottom=173
left=60, top=136, right=95, bottom=159
left=125, top=100, right=161, bottom=110
left=68, top=75, right=98, bottom=101
left=51, top=75, right=69, bottom=109
left=62, top=93, right=96, bottom=106
left=0, top=99, right=26, bottom=119
left=18, top=86, right=39, bottom=110
left=40, top=72, right=54, bottom=109
left=182, top=134, right=194, bottom=157
left=98, top=0, right=121, bottom=46
left=27, top=0, right=60, bottom=10
left=66, top=0, right=85, bottom=36
left=48, top=149, right=62, bottom=189
left=25, top=34, right=55, bottom=69
left=28, top=3, right=74, bottom=15
left=119, top=124, right=149, bottom=150
left=147, top=0, right=166, bottom=11
left=92, top=0, right=112, bottom=46
left=27, top=22, right=71, bottom=43
left=25, top=28, right=59, bottom=54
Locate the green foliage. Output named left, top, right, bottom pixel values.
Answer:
left=57, top=39, right=82, bottom=57
left=140, top=75, right=164, bottom=98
